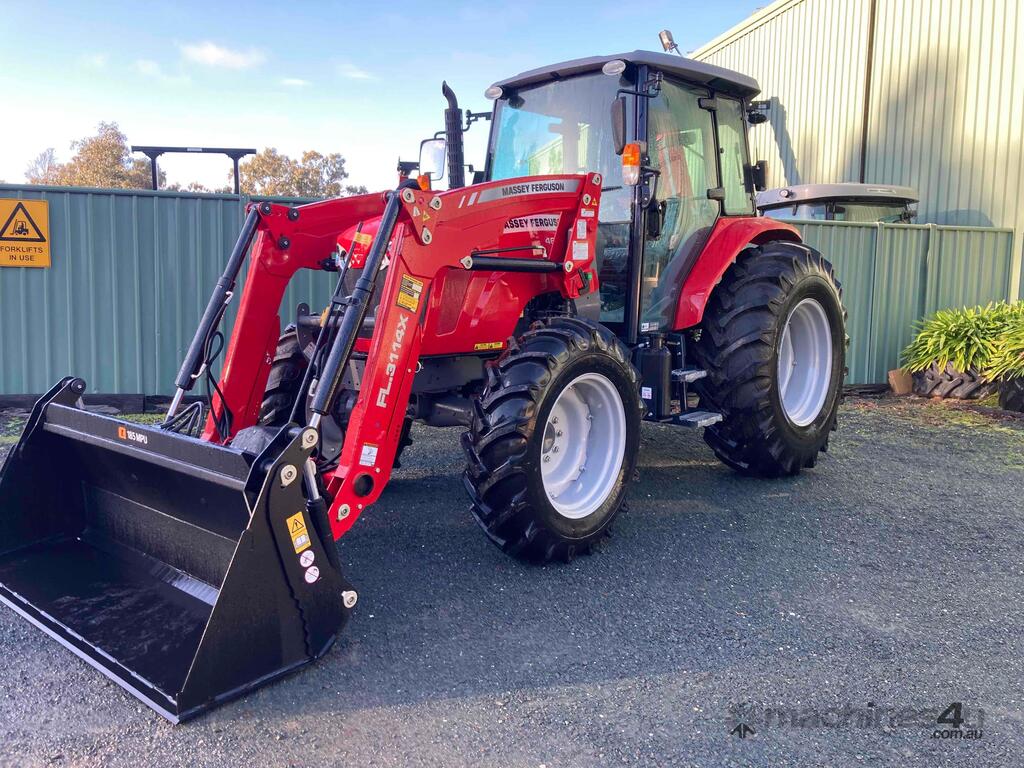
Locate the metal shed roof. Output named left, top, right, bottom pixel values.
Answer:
left=491, top=50, right=760, bottom=99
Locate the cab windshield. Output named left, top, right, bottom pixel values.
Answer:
left=488, top=74, right=624, bottom=186
left=488, top=73, right=633, bottom=326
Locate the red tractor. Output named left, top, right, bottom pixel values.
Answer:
left=0, top=51, right=845, bottom=721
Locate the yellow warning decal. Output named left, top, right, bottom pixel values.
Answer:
left=0, top=199, right=50, bottom=267
left=396, top=274, right=424, bottom=313
left=353, top=231, right=373, bottom=246
left=473, top=341, right=503, bottom=351
left=286, top=511, right=311, bottom=554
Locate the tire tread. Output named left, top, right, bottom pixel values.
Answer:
left=462, top=317, right=641, bottom=564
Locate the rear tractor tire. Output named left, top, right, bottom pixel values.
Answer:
left=999, top=378, right=1024, bottom=413
left=463, top=317, right=643, bottom=564
left=693, top=241, right=847, bottom=478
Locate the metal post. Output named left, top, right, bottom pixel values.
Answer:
left=131, top=146, right=256, bottom=193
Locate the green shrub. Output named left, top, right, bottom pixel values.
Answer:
left=985, top=315, right=1024, bottom=380
left=902, top=301, right=1024, bottom=374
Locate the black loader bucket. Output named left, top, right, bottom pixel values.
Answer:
left=0, top=378, right=352, bottom=722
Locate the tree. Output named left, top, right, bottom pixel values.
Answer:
left=164, top=180, right=232, bottom=194
left=25, top=149, right=61, bottom=184
left=26, top=123, right=367, bottom=196
left=237, top=148, right=367, bottom=198
left=26, top=122, right=165, bottom=189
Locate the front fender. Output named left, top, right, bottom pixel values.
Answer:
left=673, top=216, right=801, bottom=329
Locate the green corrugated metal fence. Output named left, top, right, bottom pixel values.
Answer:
left=0, top=185, right=334, bottom=397
left=0, top=184, right=1018, bottom=394
left=795, top=220, right=1017, bottom=384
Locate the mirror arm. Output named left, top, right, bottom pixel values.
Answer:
left=617, top=71, right=663, bottom=99
left=463, top=111, right=492, bottom=132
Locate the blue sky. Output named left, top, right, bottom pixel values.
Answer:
left=0, top=0, right=762, bottom=191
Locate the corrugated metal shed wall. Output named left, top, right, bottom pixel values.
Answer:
left=692, top=0, right=871, bottom=189
left=693, top=0, right=1024, bottom=301
left=866, top=0, right=1024, bottom=293
left=0, top=185, right=336, bottom=396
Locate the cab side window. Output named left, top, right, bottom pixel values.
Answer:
left=717, top=97, right=755, bottom=215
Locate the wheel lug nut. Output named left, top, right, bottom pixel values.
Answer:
left=553, top=446, right=559, bottom=453
left=543, top=455, right=551, bottom=462
left=556, top=430, right=563, bottom=437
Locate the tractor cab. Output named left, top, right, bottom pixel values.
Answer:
left=482, top=52, right=767, bottom=343
left=425, top=52, right=768, bottom=344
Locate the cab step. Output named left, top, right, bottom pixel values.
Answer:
left=672, top=367, right=707, bottom=383
left=672, top=410, right=723, bottom=428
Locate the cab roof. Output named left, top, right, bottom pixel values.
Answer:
left=491, top=50, right=760, bottom=99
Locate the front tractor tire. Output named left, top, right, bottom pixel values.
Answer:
left=463, top=317, right=643, bottom=564
left=693, top=241, right=846, bottom=477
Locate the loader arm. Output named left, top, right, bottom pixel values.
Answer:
left=322, top=174, right=604, bottom=537
left=202, top=173, right=603, bottom=536
left=201, top=192, right=387, bottom=442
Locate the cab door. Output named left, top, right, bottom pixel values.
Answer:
left=637, top=78, right=721, bottom=334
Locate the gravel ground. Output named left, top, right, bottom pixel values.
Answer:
left=1, top=396, right=1022, bottom=767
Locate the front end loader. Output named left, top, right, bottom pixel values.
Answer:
left=0, top=50, right=846, bottom=721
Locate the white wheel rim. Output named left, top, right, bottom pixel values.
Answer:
left=777, top=298, right=833, bottom=426
left=540, top=372, right=626, bottom=520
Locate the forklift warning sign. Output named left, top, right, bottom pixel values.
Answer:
left=0, top=199, right=50, bottom=267
left=286, top=511, right=311, bottom=554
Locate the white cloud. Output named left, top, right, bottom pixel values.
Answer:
left=80, top=53, right=108, bottom=69
left=133, top=59, right=190, bottom=85
left=337, top=62, right=373, bottom=80
left=179, top=41, right=265, bottom=70
left=280, top=77, right=311, bottom=87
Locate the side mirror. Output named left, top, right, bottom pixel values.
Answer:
left=748, top=160, right=768, bottom=191
left=419, top=138, right=447, bottom=181
left=747, top=100, right=770, bottom=124
left=611, top=96, right=627, bottom=155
